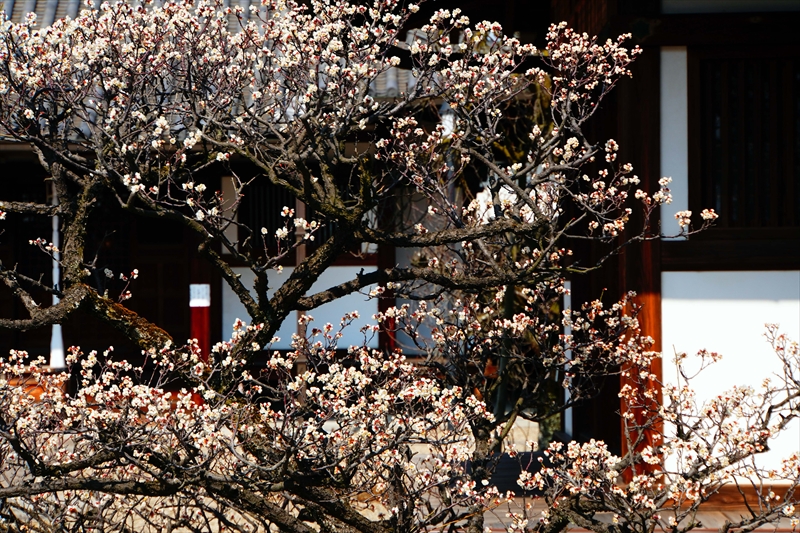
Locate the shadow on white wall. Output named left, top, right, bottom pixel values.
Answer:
left=662, top=270, right=800, bottom=470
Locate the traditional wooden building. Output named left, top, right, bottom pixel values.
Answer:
left=542, top=1, right=800, bottom=497
left=0, top=0, right=798, bottom=461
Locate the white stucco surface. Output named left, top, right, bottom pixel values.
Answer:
left=662, top=271, right=800, bottom=470
left=660, top=46, right=690, bottom=238
left=222, top=265, right=379, bottom=350
left=303, top=265, right=380, bottom=348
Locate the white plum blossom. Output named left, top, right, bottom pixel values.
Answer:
left=675, top=209, right=693, bottom=230
left=0, top=1, right=763, bottom=531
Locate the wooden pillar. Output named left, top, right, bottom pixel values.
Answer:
left=190, top=284, right=211, bottom=362
left=616, top=45, right=664, bottom=476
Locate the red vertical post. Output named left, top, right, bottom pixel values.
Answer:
left=190, top=284, right=211, bottom=362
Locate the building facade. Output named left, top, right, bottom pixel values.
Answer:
left=0, top=0, right=798, bottom=463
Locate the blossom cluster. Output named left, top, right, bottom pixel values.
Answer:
left=0, top=1, right=771, bottom=531
left=0, top=315, right=500, bottom=531
left=518, top=325, right=800, bottom=533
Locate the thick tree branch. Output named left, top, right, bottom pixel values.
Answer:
left=84, top=288, right=173, bottom=350
left=0, top=478, right=181, bottom=499
left=203, top=480, right=319, bottom=533
left=357, top=217, right=545, bottom=247
left=0, top=200, right=61, bottom=216
left=0, top=283, right=87, bottom=331
left=294, top=263, right=560, bottom=311
left=288, top=484, right=392, bottom=533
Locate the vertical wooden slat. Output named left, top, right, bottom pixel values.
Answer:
left=712, top=63, right=720, bottom=216
left=775, top=60, right=800, bottom=227
left=704, top=62, right=713, bottom=217
left=786, top=59, right=800, bottom=227
left=736, top=61, right=748, bottom=226
left=767, top=60, right=792, bottom=226
left=741, top=61, right=761, bottom=226
left=766, top=60, right=779, bottom=227
left=758, top=60, right=769, bottom=227
left=721, top=61, right=732, bottom=226
left=688, top=50, right=704, bottom=220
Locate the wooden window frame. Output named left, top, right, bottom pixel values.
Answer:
left=663, top=45, right=800, bottom=271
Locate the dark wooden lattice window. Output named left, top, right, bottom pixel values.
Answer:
left=0, top=161, right=53, bottom=355
left=238, top=176, right=368, bottom=260
left=691, top=47, right=800, bottom=230
left=238, top=177, right=297, bottom=256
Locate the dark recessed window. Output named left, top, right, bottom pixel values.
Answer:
left=692, top=48, right=800, bottom=230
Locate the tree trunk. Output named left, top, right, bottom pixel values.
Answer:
left=467, top=424, right=493, bottom=533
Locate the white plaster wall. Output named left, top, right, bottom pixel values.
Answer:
left=392, top=245, right=430, bottom=355
left=662, top=271, right=800, bottom=470
left=221, top=266, right=379, bottom=350
left=219, top=176, right=239, bottom=246
left=563, top=280, right=573, bottom=437
left=304, top=266, right=379, bottom=348
left=222, top=267, right=297, bottom=349
left=660, top=47, right=689, bottom=238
